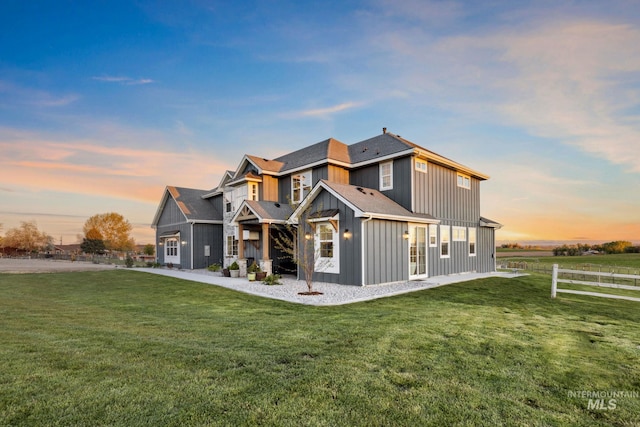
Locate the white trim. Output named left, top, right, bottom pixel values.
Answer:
left=428, top=224, right=438, bottom=247
left=315, top=221, right=339, bottom=274
left=468, top=227, right=477, bottom=257
left=379, top=161, right=393, bottom=191
left=440, top=225, right=450, bottom=259
left=457, top=173, right=471, bottom=189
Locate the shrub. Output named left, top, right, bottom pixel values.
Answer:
left=262, top=274, right=282, bottom=286
left=125, top=256, right=134, bottom=268
left=208, top=263, right=222, bottom=272
left=248, top=262, right=261, bottom=273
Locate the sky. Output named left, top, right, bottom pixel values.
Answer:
left=1, top=0, right=639, bottom=246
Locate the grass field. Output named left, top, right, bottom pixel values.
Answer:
left=1, top=270, right=639, bottom=426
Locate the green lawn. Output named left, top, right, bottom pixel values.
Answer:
left=501, top=253, right=640, bottom=270
left=1, top=271, right=639, bottom=426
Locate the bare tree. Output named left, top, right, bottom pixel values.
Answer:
left=272, top=202, right=324, bottom=295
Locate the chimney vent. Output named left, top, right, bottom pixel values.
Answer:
left=382, top=127, right=387, bottom=134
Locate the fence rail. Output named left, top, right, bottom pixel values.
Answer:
left=551, top=264, right=640, bottom=302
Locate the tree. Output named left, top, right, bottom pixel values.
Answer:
left=2, top=221, right=53, bottom=253
left=83, top=213, right=135, bottom=251
left=80, top=238, right=106, bottom=255
left=601, top=241, right=632, bottom=254
left=143, top=244, right=155, bottom=256
left=272, top=202, right=324, bottom=295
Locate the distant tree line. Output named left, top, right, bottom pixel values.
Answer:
left=553, top=241, right=640, bottom=256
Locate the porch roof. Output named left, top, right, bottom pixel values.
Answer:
left=231, top=200, right=294, bottom=224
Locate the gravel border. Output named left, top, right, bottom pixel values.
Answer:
left=134, top=268, right=522, bottom=306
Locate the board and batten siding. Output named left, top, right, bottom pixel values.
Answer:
left=477, top=226, right=496, bottom=273
left=413, top=160, right=480, bottom=222
left=302, top=189, right=362, bottom=286
left=191, top=223, right=224, bottom=269
left=427, top=221, right=480, bottom=277
left=349, top=156, right=413, bottom=211
left=362, top=219, right=409, bottom=285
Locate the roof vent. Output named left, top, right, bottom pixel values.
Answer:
left=274, top=202, right=280, bottom=208
left=362, top=147, right=368, bottom=152
left=382, top=127, right=387, bottom=134
left=356, top=187, right=366, bottom=194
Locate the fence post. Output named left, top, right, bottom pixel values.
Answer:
left=551, top=264, right=558, bottom=298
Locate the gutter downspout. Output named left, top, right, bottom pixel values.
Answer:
left=360, top=214, right=373, bottom=286
left=190, top=222, right=194, bottom=270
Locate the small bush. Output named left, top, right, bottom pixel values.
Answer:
left=208, top=263, right=222, bottom=272
left=125, top=256, right=134, bottom=268
left=262, top=274, right=282, bottom=286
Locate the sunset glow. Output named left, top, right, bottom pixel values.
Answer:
left=1, top=1, right=639, bottom=245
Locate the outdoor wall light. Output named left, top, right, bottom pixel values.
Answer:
left=343, top=229, right=352, bottom=240
left=402, top=230, right=410, bottom=240
left=158, top=241, right=164, bottom=246
left=304, top=232, right=313, bottom=240
left=181, top=240, right=187, bottom=246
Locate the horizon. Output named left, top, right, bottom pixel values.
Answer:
left=1, top=1, right=639, bottom=245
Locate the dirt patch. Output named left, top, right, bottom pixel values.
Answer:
left=0, top=258, right=117, bottom=274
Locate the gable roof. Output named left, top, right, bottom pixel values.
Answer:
left=290, top=180, right=438, bottom=225
left=151, top=186, right=223, bottom=227
left=231, top=200, right=294, bottom=224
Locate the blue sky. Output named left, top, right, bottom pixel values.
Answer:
left=1, top=0, right=639, bottom=245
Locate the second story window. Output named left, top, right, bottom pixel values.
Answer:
left=415, top=159, right=428, bottom=173
left=457, top=173, right=471, bottom=189
left=380, top=161, right=393, bottom=190
left=291, top=170, right=311, bottom=203
left=248, top=182, right=259, bottom=201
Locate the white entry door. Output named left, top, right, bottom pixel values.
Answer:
left=165, top=238, right=181, bottom=265
left=409, top=226, right=428, bottom=279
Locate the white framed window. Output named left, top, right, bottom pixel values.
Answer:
left=166, top=239, right=178, bottom=257
left=315, top=222, right=339, bottom=274
left=248, top=182, right=259, bottom=201
left=469, top=227, right=477, bottom=257
left=379, top=161, right=393, bottom=190
left=457, top=173, right=471, bottom=189
left=440, top=225, right=450, bottom=258
left=452, top=226, right=466, bottom=242
left=226, top=235, right=238, bottom=257
left=415, top=159, right=428, bottom=173
left=429, top=224, right=438, bottom=247
left=291, top=170, right=312, bottom=203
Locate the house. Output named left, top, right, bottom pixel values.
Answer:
left=151, top=130, right=501, bottom=285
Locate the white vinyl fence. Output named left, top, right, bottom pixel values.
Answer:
left=551, top=264, right=640, bottom=302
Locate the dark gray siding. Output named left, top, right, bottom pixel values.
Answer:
left=301, top=190, right=362, bottom=286
left=155, top=222, right=190, bottom=269
left=363, top=219, right=409, bottom=285
left=414, top=161, right=480, bottom=222
left=157, top=197, right=186, bottom=226
left=477, top=227, right=496, bottom=273
left=191, top=223, right=224, bottom=269
left=349, top=156, right=412, bottom=211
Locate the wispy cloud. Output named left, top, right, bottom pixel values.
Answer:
left=286, top=101, right=362, bottom=118
left=0, top=127, right=228, bottom=204
left=92, top=75, right=155, bottom=85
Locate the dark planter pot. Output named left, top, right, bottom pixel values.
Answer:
left=223, top=268, right=230, bottom=277
left=255, top=272, right=267, bottom=281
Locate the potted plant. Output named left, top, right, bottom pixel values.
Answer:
left=247, top=261, right=260, bottom=281
left=228, top=261, right=240, bottom=278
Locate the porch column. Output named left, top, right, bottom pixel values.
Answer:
left=260, top=222, right=272, bottom=276
left=238, top=223, right=244, bottom=259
